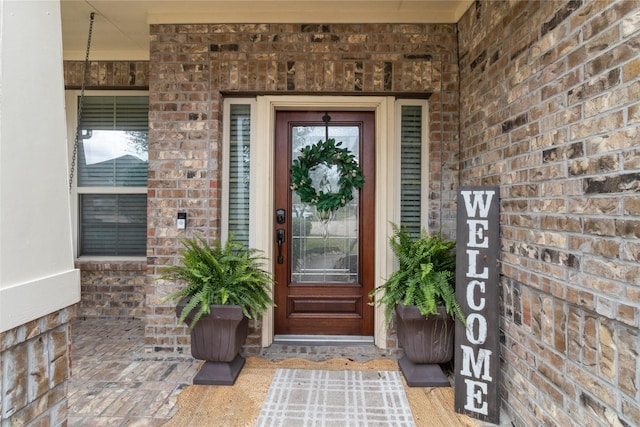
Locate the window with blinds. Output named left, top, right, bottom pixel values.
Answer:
left=227, top=104, right=251, bottom=246
left=400, top=104, right=424, bottom=236
left=77, top=96, right=148, bottom=256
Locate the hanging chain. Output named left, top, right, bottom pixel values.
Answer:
left=69, top=12, right=96, bottom=192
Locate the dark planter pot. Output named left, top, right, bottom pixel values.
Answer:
left=395, top=302, right=454, bottom=387
left=176, top=299, right=249, bottom=385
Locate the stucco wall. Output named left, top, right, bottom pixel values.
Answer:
left=1, top=1, right=78, bottom=425
left=458, top=1, right=639, bottom=425
left=146, top=23, right=461, bottom=354
left=0, top=0, right=79, bottom=333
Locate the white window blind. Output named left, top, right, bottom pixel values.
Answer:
left=400, top=104, right=423, bottom=236
left=77, top=96, right=148, bottom=256
left=80, top=194, right=147, bottom=256
left=227, top=104, right=251, bottom=245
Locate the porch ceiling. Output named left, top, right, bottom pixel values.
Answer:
left=61, top=0, right=472, bottom=60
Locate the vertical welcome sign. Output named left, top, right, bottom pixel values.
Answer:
left=454, top=186, right=500, bottom=423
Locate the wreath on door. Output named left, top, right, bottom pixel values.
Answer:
left=290, top=138, right=364, bottom=214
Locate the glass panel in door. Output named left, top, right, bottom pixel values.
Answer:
left=291, top=125, right=360, bottom=285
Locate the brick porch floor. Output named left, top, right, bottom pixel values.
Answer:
left=67, top=318, right=398, bottom=426
left=68, top=319, right=198, bottom=426
left=68, top=318, right=508, bottom=426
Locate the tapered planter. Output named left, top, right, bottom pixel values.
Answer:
left=396, top=302, right=454, bottom=387
left=177, top=300, right=249, bottom=385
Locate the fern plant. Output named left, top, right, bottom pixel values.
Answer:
left=161, top=235, right=274, bottom=329
left=369, top=223, right=466, bottom=325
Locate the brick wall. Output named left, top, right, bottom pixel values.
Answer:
left=0, top=307, right=75, bottom=426
left=147, top=23, right=461, bottom=353
left=458, top=1, right=639, bottom=425
left=75, top=261, right=147, bottom=319
left=64, top=60, right=149, bottom=89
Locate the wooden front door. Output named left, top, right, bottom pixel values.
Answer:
left=274, top=111, right=375, bottom=336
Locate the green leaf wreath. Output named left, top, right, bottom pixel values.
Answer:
left=290, top=138, right=364, bottom=214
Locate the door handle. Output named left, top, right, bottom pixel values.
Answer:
left=276, top=228, right=285, bottom=264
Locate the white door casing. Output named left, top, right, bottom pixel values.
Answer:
left=251, top=95, right=400, bottom=348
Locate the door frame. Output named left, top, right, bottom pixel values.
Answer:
left=252, top=95, right=397, bottom=348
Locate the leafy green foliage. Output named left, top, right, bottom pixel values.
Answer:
left=290, top=138, right=364, bottom=214
left=369, top=223, right=466, bottom=325
left=161, top=236, right=274, bottom=329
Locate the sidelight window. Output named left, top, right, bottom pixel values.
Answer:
left=397, top=100, right=429, bottom=235
left=222, top=100, right=255, bottom=247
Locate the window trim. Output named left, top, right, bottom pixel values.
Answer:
left=77, top=187, right=146, bottom=194
left=65, top=90, right=149, bottom=260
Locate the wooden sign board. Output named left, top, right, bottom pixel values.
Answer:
left=454, top=186, right=500, bottom=423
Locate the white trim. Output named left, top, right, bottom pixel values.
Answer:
left=76, top=256, right=147, bottom=263
left=254, top=95, right=397, bottom=349
left=64, top=90, right=149, bottom=259
left=77, top=187, right=147, bottom=194
left=254, top=96, right=276, bottom=346
left=0, top=269, right=80, bottom=332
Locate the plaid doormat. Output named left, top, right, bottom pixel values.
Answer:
left=256, top=368, right=416, bottom=427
